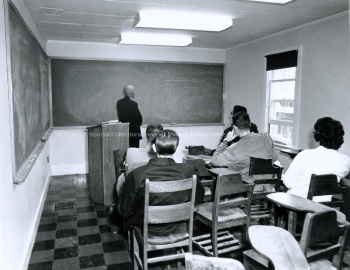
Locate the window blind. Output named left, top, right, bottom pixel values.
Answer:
left=265, top=50, right=298, bottom=71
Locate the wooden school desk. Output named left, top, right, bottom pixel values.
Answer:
left=246, top=225, right=310, bottom=270
left=267, top=192, right=349, bottom=236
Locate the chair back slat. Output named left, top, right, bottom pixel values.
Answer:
left=307, top=174, right=346, bottom=198
left=300, top=210, right=339, bottom=252
left=148, top=202, right=192, bottom=223
left=220, top=198, right=249, bottom=209
left=148, top=178, right=194, bottom=193
left=249, top=157, right=281, bottom=176
left=252, top=178, right=279, bottom=185
left=216, top=174, right=251, bottom=196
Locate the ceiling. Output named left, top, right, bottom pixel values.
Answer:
left=24, top=0, right=349, bottom=49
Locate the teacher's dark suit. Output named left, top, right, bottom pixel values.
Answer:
left=117, top=96, right=143, bottom=148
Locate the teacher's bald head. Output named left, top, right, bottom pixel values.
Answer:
left=123, top=85, right=135, bottom=99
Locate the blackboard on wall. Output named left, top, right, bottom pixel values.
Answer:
left=51, top=60, right=224, bottom=126
left=9, top=5, right=50, bottom=182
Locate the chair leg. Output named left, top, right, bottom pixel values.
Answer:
left=242, top=224, right=247, bottom=243
left=274, top=204, right=281, bottom=227
left=143, top=241, right=147, bottom=270
left=129, top=228, right=135, bottom=268
left=132, top=229, right=142, bottom=270
left=212, top=228, right=218, bottom=257
left=176, top=248, right=182, bottom=270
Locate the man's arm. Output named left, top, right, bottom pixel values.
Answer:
left=211, top=142, right=236, bottom=167
left=134, top=102, right=143, bottom=126
left=211, top=131, right=238, bottom=166
left=220, top=127, right=232, bottom=144
left=118, top=171, right=139, bottom=217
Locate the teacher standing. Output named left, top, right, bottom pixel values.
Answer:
left=117, top=85, right=143, bottom=148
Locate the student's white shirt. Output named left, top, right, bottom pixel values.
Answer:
left=283, top=146, right=350, bottom=201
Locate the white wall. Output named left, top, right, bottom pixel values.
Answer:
left=47, top=40, right=225, bottom=63
left=224, top=13, right=350, bottom=169
left=51, top=125, right=223, bottom=175
left=1, top=1, right=51, bottom=269
left=50, top=128, right=89, bottom=175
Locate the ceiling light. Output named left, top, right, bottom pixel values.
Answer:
left=134, top=10, right=233, bottom=32
left=243, top=0, right=294, bottom=4
left=119, top=32, right=192, bottom=47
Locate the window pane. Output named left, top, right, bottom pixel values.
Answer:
left=269, top=124, right=292, bottom=146
left=269, top=81, right=295, bottom=121
left=272, top=67, right=296, bottom=80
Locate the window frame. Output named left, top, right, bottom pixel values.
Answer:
left=264, top=46, right=302, bottom=149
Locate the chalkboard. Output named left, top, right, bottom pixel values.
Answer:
left=51, top=60, right=223, bottom=126
left=9, top=6, right=50, bottom=181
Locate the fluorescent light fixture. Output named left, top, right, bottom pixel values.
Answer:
left=243, top=0, right=294, bottom=4
left=119, top=32, right=192, bottom=47
left=135, top=10, right=232, bottom=32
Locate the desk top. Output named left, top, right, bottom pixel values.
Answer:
left=187, top=154, right=212, bottom=163
left=267, top=192, right=348, bottom=225
left=209, top=168, right=254, bottom=184
left=248, top=225, right=310, bottom=270
left=279, top=148, right=300, bottom=159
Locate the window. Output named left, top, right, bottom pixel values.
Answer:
left=265, top=50, right=299, bottom=148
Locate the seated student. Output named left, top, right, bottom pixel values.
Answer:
left=211, top=112, right=278, bottom=191
left=220, top=105, right=259, bottom=146
left=125, top=124, right=163, bottom=163
left=116, top=124, right=163, bottom=197
left=283, top=117, right=350, bottom=200
left=118, top=129, right=205, bottom=234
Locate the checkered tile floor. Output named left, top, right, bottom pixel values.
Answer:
left=28, top=175, right=131, bottom=270
left=28, top=174, right=350, bottom=270
left=28, top=174, right=243, bottom=270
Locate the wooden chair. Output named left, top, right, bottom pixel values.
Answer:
left=301, top=210, right=349, bottom=269
left=193, top=173, right=254, bottom=257
left=248, top=157, right=283, bottom=222
left=132, top=177, right=197, bottom=270
left=188, top=145, right=206, bottom=155
left=243, top=210, right=350, bottom=270
left=183, top=158, right=214, bottom=202
left=185, top=253, right=245, bottom=270
left=307, top=174, right=349, bottom=219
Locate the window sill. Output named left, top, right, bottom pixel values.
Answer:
left=274, top=143, right=301, bottom=159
